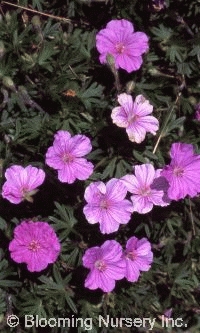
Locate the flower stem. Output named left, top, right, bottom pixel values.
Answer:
left=1, top=1, right=78, bottom=24
left=153, top=92, right=181, bottom=154
left=188, top=198, right=196, bottom=236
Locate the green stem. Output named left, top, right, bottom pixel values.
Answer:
left=153, top=92, right=181, bottom=154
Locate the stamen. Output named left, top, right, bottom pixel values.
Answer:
left=28, top=240, right=41, bottom=252
left=95, top=260, right=107, bottom=271
left=115, top=42, right=125, bottom=54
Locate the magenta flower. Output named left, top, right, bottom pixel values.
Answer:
left=45, top=130, right=94, bottom=183
left=111, top=93, right=159, bottom=143
left=9, top=221, right=61, bottom=272
left=82, top=240, right=125, bottom=292
left=124, top=236, right=153, bottom=282
left=2, top=165, right=45, bottom=204
left=96, top=19, right=149, bottom=73
left=161, top=142, right=200, bottom=200
left=83, top=178, right=133, bottom=234
left=121, top=164, right=170, bottom=214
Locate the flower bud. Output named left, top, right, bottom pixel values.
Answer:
left=31, top=15, right=41, bottom=30
left=5, top=12, right=11, bottom=24
left=148, top=67, right=160, bottom=76
left=106, top=53, right=116, bottom=73
left=0, top=41, right=5, bottom=59
left=2, top=76, right=16, bottom=92
left=126, top=81, right=136, bottom=94
left=188, top=96, right=197, bottom=106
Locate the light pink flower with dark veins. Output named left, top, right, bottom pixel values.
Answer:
left=96, top=19, right=149, bottom=73
left=45, top=130, right=94, bottom=184
left=82, top=240, right=125, bottom=292
left=9, top=221, right=61, bottom=272
left=111, top=93, right=159, bottom=143
left=161, top=142, right=200, bottom=200
left=124, top=236, right=153, bottom=282
left=83, top=178, right=133, bottom=234
left=2, top=165, right=45, bottom=204
left=122, top=164, right=170, bottom=214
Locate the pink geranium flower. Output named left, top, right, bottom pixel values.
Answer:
left=82, top=240, right=125, bottom=292
left=161, top=142, right=200, bottom=200
left=96, top=19, right=149, bottom=73
left=45, top=130, right=94, bottom=183
left=124, top=236, right=153, bottom=282
left=111, top=93, right=159, bottom=143
left=9, top=221, right=61, bottom=272
left=2, top=165, right=45, bottom=204
left=83, top=178, right=133, bottom=234
left=122, top=164, right=170, bottom=214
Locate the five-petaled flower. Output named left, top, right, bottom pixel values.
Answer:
left=45, top=130, right=94, bottom=184
left=83, top=178, right=133, bottom=234
left=161, top=142, right=200, bottom=200
left=96, top=19, right=149, bottom=73
left=111, top=93, right=159, bottom=143
left=2, top=165, right=45, bottom=204
left=123, top=236, right=153, bottom=282
left=82, top=240, right=125, bottom=292
left=9, top=221, right=61, bottom=272
left=121, top=164, right=170, bottom=214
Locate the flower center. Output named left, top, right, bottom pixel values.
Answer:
left=173, top=166, right=184, bottom=177
left=128, top=114, right=139, bottom=124
left=100, top=199, right=110, bottom=209
left=62, top=153, right=74, bottom=163
left=126, top=251, right=137, bottom=260
left=95, top=259, right=107, bottom=271
left=139, top=186, right=151, bottom=197
left=28, top=240, right=41, bottom=252
left=115, top=42, right=125, bottom=54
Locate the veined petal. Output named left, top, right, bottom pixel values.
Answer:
left=131, top=194, right=153, bottom=214
left=70, top=158, right=94, bottom=181
left=106, top=19, right=134, bottom=33
left=57, top=164, right=76, bottom=184
left=68, top=135, right=92, bottom=157
left=82, top=247, right=99, bottom=269
left=111, top=106, right=129, bottom=128
left=134, top=164, right=155, bottom=187
left=125, top=260, right=140, bottom=282
left=84, top=182, right=103, bottom=203
left=106, top=178, right=127, bottom=200
left=136, top=115, right=159, bottom=134
left=99, top=210, right=120, bottom=234
left=101, top=240, right=123, bottom=262
left=121, top=174, right=140, bottom=194
left=83, top=205, right=101, bottom=225
left=117, top=54, right=143, bottom=73
left=126, top=121, right=147, bottom=143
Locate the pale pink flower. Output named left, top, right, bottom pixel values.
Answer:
left=161, top=142, right=200, bottom=200
left=2, top=165, right=45, bottom=204
left=45, top=130, right=94, bottom=184
left=96, top=19, right=149, bottom=73
left=82, top=240, right=125, bottom=292
left=124, top=236, right=153, bottom=282
left=111, top=93, right=159, bottom=143
left=9, top=221, right=61, bottom=272
left=83, top=178, right=133, bottom=234
left=122, top=164, right=170, bottom=214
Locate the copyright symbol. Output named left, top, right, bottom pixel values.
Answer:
left=7, top=314, right=19, bottom=327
